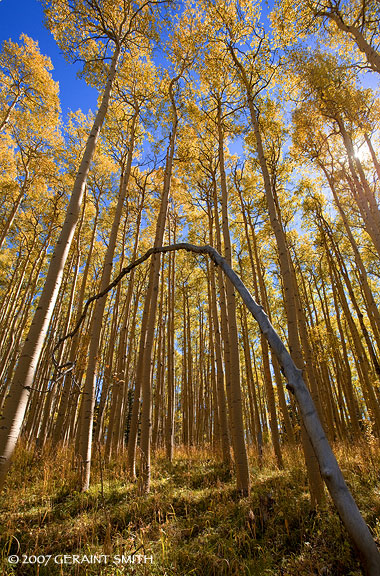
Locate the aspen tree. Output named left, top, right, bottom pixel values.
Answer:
left=127, top=74, right=181, bottom=491
left=78, top=61, right=149, bottom=489
left=306, top=197, right=380, bottom=433
left=165, top=214, right=176, bottom=461
left=0, top=0, right=164, bottom=488
left=52, top=191, right=100, bottom=445
left=215, top=100, right=250, bottom=494
left=28, top=250, right=79, bottom=447
left=152, top=275, right=166, bottom=451
left=184, top=49, right=250, bottom=490
left=321, top=268, right=363, bottom=434
left=0, top=105, right=61, bottom=249
left=235, top=167, right=286, bottom=461
left=272, top=0, right=380, bottom=73
left=207, top=239, right=232, bottom=465
left=103, top=174, right=147, bottom=457
left=0, top=35, right=59, bottom=134
left=0, top=215, right=57, bottom=408
left=192, top=146, right=231, bottom=465
left=240, top=305, right=263, bottom=458
left=290, top=52, right=380, bottom=257
left=189, top=0, right=324, bottom=502
left=293, top=107, right=380, bottom=357
left=87, top=240, right=380, bottom=575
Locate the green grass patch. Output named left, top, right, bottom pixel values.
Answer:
left=0, top=441, right=378, bottom=575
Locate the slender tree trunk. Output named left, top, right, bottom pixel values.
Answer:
left=0, top=47, right=120, bottom=489
left=165, top=225, right=176, bottom=461
left=364, top=133, right=380, bottom=180
left=94, top=241, right=380, bottom=575
left=216, top=101, right=250, bottom=495
left=323, top=167, right=380, bottom=353
left=79, top=118, right=135, bottom=490
left=240, top=306, right=263, bottom=460
left=249, top=100, right=323, bottom=503
left=207, top=256, right=231, bottom=467
left=130, top=82, right=178, bottom=492
left=0, top=168, right=29, bottom=250
left=152, top=287, right=166, bottom=452
left=52, top=197, right=99, bottom=446
left=337, top=118, right=380, bottom=256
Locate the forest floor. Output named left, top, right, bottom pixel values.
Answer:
left=0, top=440, right=379, bottom=576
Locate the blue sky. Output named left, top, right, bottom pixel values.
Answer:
left=0, top=0, right=98, bottom=116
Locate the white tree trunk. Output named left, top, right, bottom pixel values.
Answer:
left=79, top=120, right=136, bottom=490
left=84, top=241, right=380, bottom=575
left=0, top=47, right=119, bottom=489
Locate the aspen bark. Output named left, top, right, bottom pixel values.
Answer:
left=244, top=97, right=323, bottom=502
left=245, top=87, right=323, bottom=502
left=129, top=80, right=178, bottom=491
left=207, top=258, right=231, bottom=466
left=216, top=101, right=250, bottom=495
left=337, top=119, right=380, bottom=256
left=136, top=242, right=380, bottom=576
left=152, top=297, right=166, bottom=452
left=52, top=197, right=99, bottom=446
left=323, top=168, right=380, bottom=353
left=165, top=227, right=176, bottom=461
left=0, top=169, right=30, bottom=250
left=104, top=186, right=145, bottom=456
left=97, top=241, right=380, bottom=575
left=0, top=47, right=119, bottom=489
left=240, top=306, right=263, bottom=459
left=79, top=124, right=134, bottom=490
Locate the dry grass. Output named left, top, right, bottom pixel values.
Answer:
left=0, top=440, right=379, bottom=575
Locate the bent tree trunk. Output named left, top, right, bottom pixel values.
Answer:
left=175, top=245, right=380, bottom=576
left=156, top=244, right=380, bottom=574
left=55, top=241, right=380, bottom=575
left=0, top=47, right=120, bottom=490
